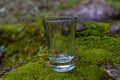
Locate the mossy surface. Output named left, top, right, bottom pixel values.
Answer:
left=0, top=21, right=120, bottom=80
left=0, top=19, right=45, bottom=70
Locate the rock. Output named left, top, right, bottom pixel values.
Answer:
left=1, top=66, right=16, bottom=76
left=60, top=0, right=120, bottom=21
left=76, top=22, right=85, bottom=32
left=109, top=23, right=120, bottom=35
left=104, top=64, right=120, bottom=80
left=0, top=29, right=5, bottom=33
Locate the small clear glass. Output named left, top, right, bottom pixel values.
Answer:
left=43, top=17, right=76, bottom=72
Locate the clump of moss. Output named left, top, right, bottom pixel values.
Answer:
left=76, top=21, right=110, bottom=37
left=1, top=21, right=120, bottom=80
left=0, top=48, right=113, bottom=80
left=0, top=20, right=46, bottom=71
left=78, top=49, right=113, bottom=65
left=76, top=21, right=120, bottom=64
left=0, top=62, right=107, bottom=80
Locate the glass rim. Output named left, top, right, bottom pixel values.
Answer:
left=43, top=16, right=76, bottom=23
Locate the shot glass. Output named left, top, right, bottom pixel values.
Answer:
left=43, top=17, right=76, bottom=72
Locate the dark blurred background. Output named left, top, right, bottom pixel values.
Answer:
left=0, top=0, right=120, bottom=23
left=0, top=0, right=80, bottom=23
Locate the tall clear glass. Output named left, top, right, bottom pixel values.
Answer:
left=43, top=17, right=76, bottom=72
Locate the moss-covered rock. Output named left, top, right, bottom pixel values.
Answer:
left=0, top=19, right=45, bottom=71
left=0, top=21, right=120, bottom=80
left=0, top=62, right=106, bottom=80
left=0, top=48, right=114, bottom=80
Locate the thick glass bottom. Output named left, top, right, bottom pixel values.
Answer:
left=49, top=53, right=74, bottom=63
left=47, top=53, right=75, bottom=72
left=51, top=64, right=75, bottom=72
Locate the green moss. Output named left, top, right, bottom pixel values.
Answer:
left=0, top=24, right=23, bottom=33
left=76, top=21, right=110, bottom=37
left=109, top=0, right=120, bottom=6
left=76, top=21, right=120, bottom=65
left=78, top=49, right=113, bottom=65
left=0, top=62, right=107, bottom=80
left=0, top=20, right=45, bottom=69
left=1, top=21, right=120, bottom=80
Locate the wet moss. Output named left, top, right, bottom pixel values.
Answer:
left=0, top=21, right=120, bottom=80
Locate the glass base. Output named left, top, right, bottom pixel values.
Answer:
left=47, top=61, right=75, bottom=72
left=51, top=64, right=75, bottom=72
left=47, top=53, right=75, bottom=72
left=49, top=54, right=74, bottom=63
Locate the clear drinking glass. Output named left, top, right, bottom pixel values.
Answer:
left=43, top=17, right=76, bottom=72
